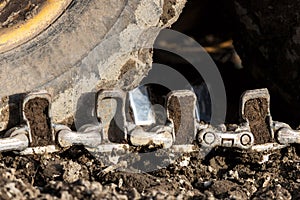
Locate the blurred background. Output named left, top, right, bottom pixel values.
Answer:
left=154, top=0, right=300, bottom=127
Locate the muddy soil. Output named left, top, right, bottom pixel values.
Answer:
left=244, top=98, right=273, bottom=144
left=0, top=143, right=299, bottom=199
left=167, top=93, right=196, bottom=145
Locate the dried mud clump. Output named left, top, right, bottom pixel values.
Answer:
left=24, top=97, right=53, bottom=146
left=167, top=94, right=195, bottom=144
left=244, top=98, right=272, bottom=144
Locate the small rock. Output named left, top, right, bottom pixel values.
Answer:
left=118, top=178, right=123, bottom=188
left=228, top=170, right=239, bottom=180
left=210, top=180, right=238, bottom=197
left=204, top=180, right=213, bottom=188
left=63, top=160, right=82, bottom=183
left=179, top=156, right=190, bottom=167
left=229, top=189, right=248, bottom=200
left=61, top=191, right=73, bottom=200
left=128, top=188, right=141, bottom=200
left=204, top=191, right=215, bottom=200
left=274, top=185, right=291, bottom=200
left=262, top=175, right=271, bottom=188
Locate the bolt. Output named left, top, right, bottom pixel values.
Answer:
left=203, top=132, right=215, bottom=145
left=241, top=134, right=251, bottom=145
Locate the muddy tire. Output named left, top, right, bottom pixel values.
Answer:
left=0, top=0, right=186, bottom=131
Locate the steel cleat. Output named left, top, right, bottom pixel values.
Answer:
left=0, top=91, right=60, bottom=154
left=240, top=89, right=273, bottom=143
left=95, top=87, right=174, bottom=151
left=240, top=88, right=287, bottom=151
left=167, top=90, right=197, bottom=145
left=0, top=91, right=63, bottom=154
left=61, top=89, right=130, bottom=154
left=20, top=91, right=60, bottom=154
left=197, top=88, right=287, bottom=151
left=22, top=91, right=54, bottom=142
left=166, top=90, right=197, bottom=152
left=0, top=91, right=59, bottom=155
left=128, top=86, right=173, bottom=148
left=97, top=89, right=127, bottom=144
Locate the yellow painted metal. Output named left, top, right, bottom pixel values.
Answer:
left=0, top=1, right=8, bottom=12
left=0, top=0, right=73, bottom=53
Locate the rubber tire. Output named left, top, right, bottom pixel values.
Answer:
left=0, top=0, right=126, bottom=95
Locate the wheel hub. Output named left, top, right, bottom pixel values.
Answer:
left=0, top=0, right=72, bottom=53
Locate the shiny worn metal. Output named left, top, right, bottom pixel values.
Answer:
left=129, top=125, right=173, bottom=148
left=57, top=124, right=102, bottom=148
left=277, top=127, right=300, bottom=145
left=129, top=86, right=156, bottom=126
left=0, top=127, right=29, bottom=152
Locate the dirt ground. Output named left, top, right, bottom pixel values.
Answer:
left=0, top=144, right=299, bottom=199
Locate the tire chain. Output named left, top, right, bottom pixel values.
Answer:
left=1, top=87, right=299, bottom=161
